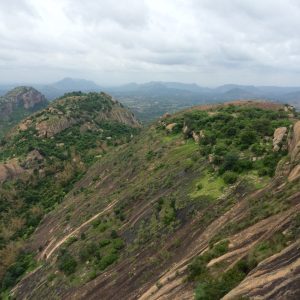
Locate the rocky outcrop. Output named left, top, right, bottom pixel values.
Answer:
left=286, top=121, right=300, bottom=181
left=289, top=121, right=300, bottom=160
left=0, top=87, right=47, bottom=136
left=97, top=105, right=141, bottom=128
left=0, top=160, right=24, bottom=183
left=0, top=87, right=47, bottom=119
left=166, top=123, right=177, bottom=132
left=36, top=116, right=76, bottom=138
left=222, top=241, right=300, bottom=300
left=192, top=131, right=200, bottom=143
left=273, top=127, right=287, bottom=151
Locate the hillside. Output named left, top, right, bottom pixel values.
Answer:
left=2, top=101, right=300, bottom=299
left=0, top=92, right=140, bottom=292
left=0, top=87, right=48, bottom=137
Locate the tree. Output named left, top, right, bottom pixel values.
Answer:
left=58, top=251, right=77, bottom=275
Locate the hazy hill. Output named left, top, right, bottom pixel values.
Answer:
left=2, top=100, right=300, bottom=299
left=32, top=78, right=102, bottom=100
left=0, top=86, right=48, bottom=137
left=1, top=80, right=300, bottom=123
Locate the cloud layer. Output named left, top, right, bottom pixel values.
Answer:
left=1, top=0, right=300, bottom=85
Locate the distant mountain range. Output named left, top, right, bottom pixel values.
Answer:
left=1, top=78, right=300, bottom=104
left=1, top=78, right=300, bottom=122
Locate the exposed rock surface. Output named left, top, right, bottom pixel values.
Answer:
left=166, top=123, right=177, bottom=132
left=273, top=127, right=287, bottom=151
left=0, top=86, right=47, bottom=119
left=222, top=241, right=300, bottom=300
left=0, top=160, right=24, bottom=183
left=0, top=87, right=47, bottom=136
left=36, top=116, right=76, bottom=138
left=192, top=131, right=200, bottom=143
left=289, top=121, right=300, bottom=160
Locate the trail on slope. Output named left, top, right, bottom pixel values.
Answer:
left=40, top=200, right=117, bottom=260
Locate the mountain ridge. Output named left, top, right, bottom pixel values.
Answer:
left=2, top=100, right=300, bottom=300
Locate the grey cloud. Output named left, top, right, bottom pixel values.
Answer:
left=0, top=0, right=300, bottom=85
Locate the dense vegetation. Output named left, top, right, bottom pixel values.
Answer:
left=0, top=92, right=139, bottom=292
left=1, top=101, right=298, bottom=300
left=163, top=105, right=292, bottom=178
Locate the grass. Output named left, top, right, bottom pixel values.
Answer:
left=190, top=172, right=226, bottom=199
left=241, top=171, right=270, bottom=190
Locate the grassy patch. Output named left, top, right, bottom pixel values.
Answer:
left=190, top=172, right=226, bottom=199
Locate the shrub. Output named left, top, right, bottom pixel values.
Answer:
left=220, top=152, right=239, bottom=173
left=239, top=130, right=257, bottom=149
left=223, top=171, right=238, bottom=184
left=1, top=253, right=36, bottom=291
left=79, top=242, right=99, bottom=262
left=112, top=238, right=125, bottom=250
left=58, top=251, right=77, bottom=275
left=110, top=230, right=118, bottom=239
left=99, top=239, right=111, bottom=248
left=97, top=252, right=118, bottom=270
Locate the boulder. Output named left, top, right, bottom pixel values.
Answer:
left=288, top=165, right=300, bottom=182
left=273, top=127, right=287, bottom=151
left=166, top=123, right=177, bottom=132
left=192, top=131, right=200, bottom=143
left=182, top=125, right=189, bottom=135
left=289, top=121, right=300, bottom=160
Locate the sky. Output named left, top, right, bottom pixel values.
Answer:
left=0, top=0, right=300, bottom=86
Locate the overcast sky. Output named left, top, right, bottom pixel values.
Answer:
left=0, top=0, right=300, bottom=86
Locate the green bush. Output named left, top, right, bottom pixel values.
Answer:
left=222, top=171, right=238, bottom=184
left=99, top=239, right=111, bottom=248
left=112, top=238, right=125, bottom=250
left=194, top=259, right=249, bottom=300
left=79, top=242, right=98, bottom=262
left=1, top=252, right=36, bottom=291
left=97, top=252, right=119, bottom=271
left=58, top=251, right=77, bottom=275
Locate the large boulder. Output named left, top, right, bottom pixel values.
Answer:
left=165, top=123, right=177, bottom=133
left=289, top=121, right=300, bottom=160
left=0, top=160, right=24, bottom=183
left=192, top=131, right=200, bottom=143
left=273, top=127, right=287, bottom=151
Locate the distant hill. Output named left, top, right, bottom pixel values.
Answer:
left=0, top=86, right=48, bottom=137
left=34, top=78, right=102, bottom=100
left=1, top=80, right=300, bottom=122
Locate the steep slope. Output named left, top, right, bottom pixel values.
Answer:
left=0, top=92, right=140, bottom=291
left=0, top=86, right=48, bottom=137
left=4, top=101, right=300, bottom=300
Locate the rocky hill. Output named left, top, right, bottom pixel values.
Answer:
left=1, top=101, right=300, bottom=300
left=0, top=87, right=48, bottom=137
left=0, top=92, right=140, bottom=291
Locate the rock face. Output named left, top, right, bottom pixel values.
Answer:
left=0, top=87, right=48, bottom=136
left=222, top=241, right=300, bottom=300
left=192, top=131, right=200, bottom=143
left=0, top=160, right=24, bottom=183
left=0, top=86, right=47, bottom=119
left=273, top=127, right=287, bottom=151
left=289, top=121, right=300, bottom=160
left=35, top=116, right=76, bottom=138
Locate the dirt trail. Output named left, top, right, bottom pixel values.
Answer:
left=40, top=200, right=117, bottom=260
